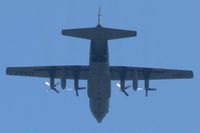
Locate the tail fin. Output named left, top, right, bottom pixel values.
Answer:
left=62, top=7, right=136, bottom=40
left=62, top=26, right=137, bottom=40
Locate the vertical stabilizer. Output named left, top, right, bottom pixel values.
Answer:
left=98, top=6, right=102, bottom=26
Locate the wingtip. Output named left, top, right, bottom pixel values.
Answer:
left=61, top=29, right=66, bottom=36
left=190, top=71, right=194, bottom=78
left=186, top=70, right=194, bottom=79
left=6, top=67, right=10, bottom=75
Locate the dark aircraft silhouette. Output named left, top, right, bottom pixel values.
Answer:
left=6, top=8, right=193, bottom=123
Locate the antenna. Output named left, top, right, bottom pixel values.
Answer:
left=98, top=6, right=102, bottom=25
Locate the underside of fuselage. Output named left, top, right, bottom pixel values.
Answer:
left=89, top=98, right=109, bottom=123
left=87, top=39, right=111, bottom=123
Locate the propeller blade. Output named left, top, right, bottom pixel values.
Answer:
left=55, top=82, right=60, bottom=86
left=78, top=87, right=86, bottom=90
left=145, top=88, right=157, bottom=97
left=148, top=88, right=157, bottom=91
left=44, top=82, right=59, bottom=93
left=45, top=82, right=50, bottom=87
left=125, top=85, right=131, bottom=90
left=52, top=88, right=59, bottom=93
left=116, top=83, right=130, bottom=96
left=122, top=90, right=129, bottom=96
left=45, top=82, right=59, bottom=87
left=74, top=87, right=86, bottom=96
left=145, top=89, right=148, bottom=97
left=116, top=83, right=121, bottom=88
left=116, top=83, right=131, bottom=90
left=75, top=89, right=79, bottom=96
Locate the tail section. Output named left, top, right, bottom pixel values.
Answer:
left=62, top=7, right=137, bottom=40
left=62, top=25, right=137, bottom=40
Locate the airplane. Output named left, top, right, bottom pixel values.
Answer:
left=6, top=8, right=193, bottom=123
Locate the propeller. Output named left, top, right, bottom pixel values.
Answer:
left=45, top=81, right=60, bottom=93
left=145, top=88, right=157, bottom=97
left=74, top=79, right=86, bottom=96
left=144, top=79, right=157, bottom=97
left=116, top=83, right=131, bottom=96
left=75, top=87, right=86, bottom=96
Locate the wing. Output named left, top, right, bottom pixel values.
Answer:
left=6, top=65, right=89, bottom=79
left=110, top=66, right=193, bottom=80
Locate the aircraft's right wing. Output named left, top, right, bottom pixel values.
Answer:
left=6, top=65, right=89, bottom=79
left=110, top=66, right=193, bottom=80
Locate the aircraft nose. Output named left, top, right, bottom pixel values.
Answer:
left=94, top=113, right=105, bottom=123
left=97, top=118, right=103, bottom=123
left=89, top=98, right=109, bottom=123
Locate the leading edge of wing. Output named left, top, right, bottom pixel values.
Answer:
left=110, top=66, right=193, bottom=80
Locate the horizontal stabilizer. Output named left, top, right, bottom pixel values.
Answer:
left=62, top=25, right=137, bottom=40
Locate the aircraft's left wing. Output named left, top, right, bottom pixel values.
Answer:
left=6, top=65, right=89, bottom=79
left=110, top=66, right=193, bottom=80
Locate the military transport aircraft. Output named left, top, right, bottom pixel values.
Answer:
left=6, top=9, right=193, bottom=123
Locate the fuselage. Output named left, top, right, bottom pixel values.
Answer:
left=61, top=23, right=137, bottom=122
left=87, top=39, right=111, bottom=123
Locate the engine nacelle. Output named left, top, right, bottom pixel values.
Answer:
left=74, top=79, right=79, bottom=96
left=120, top=79, right=125, bottom=90
left=48, top=76, right=59, bottom=93
left=50, top=77, right=55, bottom=89
left=61, top=78, right=66, bottom=89
left=132, top=79, right=138, bottom=91
left=132, top=70, right=138, bottom=91
left=119, top=79, right=130, bottom=96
